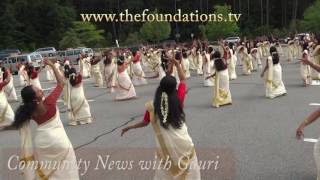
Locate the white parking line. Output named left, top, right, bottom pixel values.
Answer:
left=309, top=103, right=320, bottom=106
left=304, top=138, right=318, bottom=143
left=87, top=99, right=95, bottom=102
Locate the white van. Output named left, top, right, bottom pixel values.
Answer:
left=57, top=48, right=94, bottom=65
left=2, top=53, right=43, bottom=74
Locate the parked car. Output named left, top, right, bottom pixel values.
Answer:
left=2, top=53, right=43, bottom=74
left=34, top=47, right=56, bottom=58
left=57, top=48, right=94, bottom=65
left=295, top=33, right=310, bottom=41
left=224, top=37, right=241, bottom=44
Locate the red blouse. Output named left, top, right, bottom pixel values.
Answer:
left=0, top=80, right=9, bottom=91
left=31, top=70, right=38, bottom=79
left=143, top=82, right=186, bottom=125
left=132, top=53, right=141, bottom=64
left=33, top=84, right=63, bottom=125
left=71, top=74, right=82, bottom=86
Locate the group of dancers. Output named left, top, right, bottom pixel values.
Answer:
left=0, top=33, right=319, bottom=179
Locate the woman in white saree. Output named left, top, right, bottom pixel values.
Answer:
left=297, top=50, right=320, bottom=180
left=79, top=53, right=91, bottom=78
left=90, top=55, right=104, bottom=87
left=210, top=51, right=232, bottom=108
left=9, top=59, right=79, bottom=180
left=182, top=49, right=191, bottom=79
left=300, top=44, right=312, bottom=86
left=260, top=46, right=287, bottom=99
left=203, top=47, right=214, bottom=87
left=27, top=65, right=42, bottom=90
left=312, top=41, right=320, bottom=80
left=66, top=67, right=93, bottom=126
left=238, top=46, right=253, bottom=75
left=1, top=67, right=18, bottom=102
left=17, top=63, right=28, bottom=87
left=0, top=71, right=14, bottom=128
left=225, top=44, right=237, bottom=80
left=131, top=50, right=148, bottom=86
left=103, top=51, right=116, bottom=92
left=121, top=57, right=201, bottom=180
left=113, top=55, right=137, bottom=101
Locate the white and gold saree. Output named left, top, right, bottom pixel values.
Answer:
left=265, top=57, right=287, bottom=99
left=145, top=101, right=201, bottom=180
left=0, top=90, right=14, bottom=128
left=212, top=69, right=232, bottom=108
left=19, top=110, right=79, bottom=180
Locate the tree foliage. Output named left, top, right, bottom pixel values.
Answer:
left=140, top=10, right=171, bottom=43
left=59, top=21, right=106, bottom=49
left=200, top=5, right=239, bottom=41
left=301, top=0, right=320, bottom=34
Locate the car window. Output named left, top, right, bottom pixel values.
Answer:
left=66, top=50, right=74, bottom=56
left=74, top=50, right=81, bottom=55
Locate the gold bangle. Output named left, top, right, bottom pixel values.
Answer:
left=304, top=119, right=309, bottom=124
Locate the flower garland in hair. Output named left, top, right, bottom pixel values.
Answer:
left=160, top=92, right=169, bottom=123
left=70, top=73, right=76, bottom=79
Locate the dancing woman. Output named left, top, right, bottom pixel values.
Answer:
left=11, top=59, right=79, bottom=179
left=113, top=55, right=137, bottom=101
left=121, top=57, right=201, bottom=180
left=260, top=46, right=287, bottom=99
left=66, top=67, right=93, bottom=126
left=0, top=70, right=14, bottom=128
left=296, top=56, right=320, bottom=179
left=1, top=67, right=18, bottom=102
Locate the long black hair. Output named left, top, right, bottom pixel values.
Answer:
left=27, top=65, right=34, bottom=80
left=64, top=64, right=70, bottom=78
left=160, top=50, right=169, bottom=73
left=213, top=51, right=227, bottom=71
left=270, top=46, right=279, bottom=64
left=1, top=67, right=7, bottom=80
left=153, top=75, right=185, bottom=129
left=68, top=67, right=78, bottom=86
left=12, top=86, right=37, bottom=129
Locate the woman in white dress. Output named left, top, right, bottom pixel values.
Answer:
left=260, top=46, right=287, bottom=99
left=121, top=57, right=201, bottom=180
left=9, top=59, right=79, bottom=179
left=0, top=71, right=14, bottom=128
left=113, top=56, right=137, bottom=101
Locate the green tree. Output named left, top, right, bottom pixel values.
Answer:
left=199, top=5, right=239, bottom=41
left=73, top=21, right=106, bottom=48
left=140, top=10, right=171, bottom=43
left=301, top=0, right=320, bottom=34
left=59, top=29, right=83, bottom=49
left=123, top=32, right=143, bottom=46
